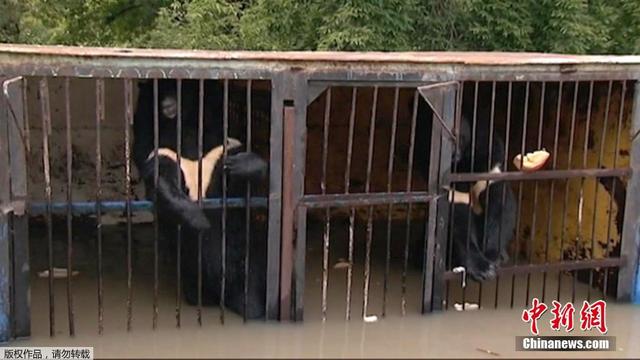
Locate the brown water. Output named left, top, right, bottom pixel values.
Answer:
left=14, top=218, right=640, bottom=358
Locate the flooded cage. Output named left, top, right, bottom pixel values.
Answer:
left=0, top=46, right=639, bottom=340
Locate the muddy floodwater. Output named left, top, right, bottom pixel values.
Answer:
left=13, top=218, right=640, bottom=358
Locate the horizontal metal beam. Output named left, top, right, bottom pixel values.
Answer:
left=448, top=168, right=631, bottom=183
left=28, top=197, right=269, bottom=215
left=299, top=191, right=441, bottom=208
left=443, top=257, right=626, bottom=280
left=0, top=45, right=639, bottom=81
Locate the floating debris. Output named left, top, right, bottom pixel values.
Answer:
left=333, top=258, right=351, bottom=269
left=454, top=302, right=479, bottom=311
left=363, top=315, right=378, bottom=323
left=38, top=268, right=80, bottom=279
left=476, top=347, right=500, bottom=357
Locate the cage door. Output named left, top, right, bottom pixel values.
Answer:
left=0, top=76, right=30, bottom=341
left=417, top=81, right=459, bottom=312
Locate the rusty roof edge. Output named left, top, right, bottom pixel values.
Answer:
left=2, top=43, right=640, bottom=66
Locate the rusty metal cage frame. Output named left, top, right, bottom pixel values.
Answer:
left=0, top=45, right=639, bottom=341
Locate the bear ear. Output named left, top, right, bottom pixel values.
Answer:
left=161, top=95, right=178, bottom=120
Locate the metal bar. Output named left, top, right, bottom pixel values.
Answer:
left=27, top=198, right=269, bottom=215
left=445, top=82, right=464, bottom=310
left=382, top=87, right=400, bottom=317
left=175, top=79, right=182, bottom=327
left=4, top=76, right=29, bottom=338
left=243, top=79, right=252, bottom=323
left=197, top=79, right=204, bottom=326
left=500, top=82, right=514, bottom=307
left=444, top=257, right=626, bottom=280
left=64, top=78, right=75, bottom=336
left=320, top=88, right=331, bottom=321
left=523, top=82, right=545, bottom=307
left=299, top=192, right=439, bottom=208
left=220, top=79, right=229, bottom=324
left=293, top=75, right=308, bottom=322
left=582, top=81, right=595, bottom=301
left=39, top=78, right=55, bottom=337
left=462, top=82, right=480, bottom=310
left=124, top=79, right=134, bottom=331
left=618, top=81, right=639, bottom=302
left=0, top=78, right=12, bottom=342
left=96, top=79, right=105, bottom=334
left=280, top=105, right=295, bottom=321
left=516, top=81, right=533, bottom=306
left=556, top=82, right=579, bottom=304
left=482, top=81, right=497, bottom=309
left=448, top=168, right=630, bottom=183
left=0, top=213, right=9, bottom=342
left=494, top=83, right=510, bottom=309
left=344, top=88, right=357, bottom=321
left=425, top=83, right=456, bottom=312
left=362, top=86, right=378, bottom=319
left=266, top=76, right=284, bottom=321
left=151, top=79, right=159, bottom=330
left=595, top=81, right=613, bottom=298
left=401, top=89, right=417, bottom=316
left=604, top=82, right=627, bottom=298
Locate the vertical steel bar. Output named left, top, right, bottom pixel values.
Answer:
left=292, top=76, right=309, bottom=321
left=492, top=81, right=510, bottom=309
left=320, top=88, right=331, bottom=321
left=124, top=79, right=134, bottom=331
left=545, top=81, right=564, bottom=301
left=221, top=79, right=229, bottom=325
left=266, top=76, right=284, bottom=321
left=462, top=82, right=480, bottom=310
left=151, top=79, right=159, bottom=330
left=197, top=79, right=204, bottom=326
left=0, top=80, right=10, bottom=342
left=593, top=81, right=613, bottom=298
left=175, top=79, right=182, bottom=327
left=344, top=88, right=357, bottom=320
left=618, top=80, right=639, bottom=302
left=96, top=79, right=105, bottom=334
left=362, top=86, right=378, bottom=319
left=280, top=103, right=295, bottom=321
left=555, top=82, right=579, bottom=303
left=382, top=87, right=400, bottom=317
left=243, top=80, right=252, bottom=323
left=401, top=89, right=418, bottom=316
left=528, top=82, right=547, bottom=305
left=445, top=82, right=464, bottom=310
left=64, top=78, right=75, bottom=336
left=39, top=78, right=55, bottom=337
left=479, top=81, right=496, bottom=309
left=581, top=81, right=595, bottom=301
left=605, top=82, right=626, bottom=297
left=516, top=81, right=534, bottom=307
left=496, top=81, right=520, bottom=308
left=6, top=77, right=30, bottom=338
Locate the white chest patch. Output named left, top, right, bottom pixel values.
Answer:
left=148, top=138, right=241, bottom=201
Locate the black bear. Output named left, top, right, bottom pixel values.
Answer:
left=447, top=114, right=517, bottom=281
left=132, top=79, right=268, bottom=319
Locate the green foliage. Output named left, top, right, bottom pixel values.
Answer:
left=10, top=0, right=640, bottom=54
left=141, top=0, right=240, bottom=49
left=0, top=0, right=22, bottom=43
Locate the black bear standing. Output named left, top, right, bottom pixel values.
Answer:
left=448, top=115, right=517, bottom=281
left=133, top=79, right=268, bottom=319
